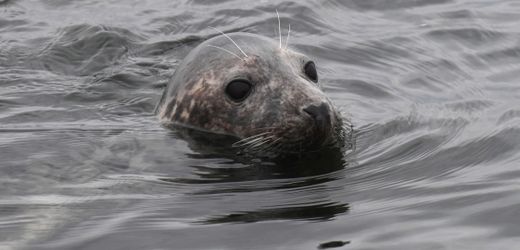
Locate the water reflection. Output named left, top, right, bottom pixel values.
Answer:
left=137, top=127, right=354, bottom=225
left=202, top=202, right=349, bottom=224
left=164, top=126, right=351, bottom=180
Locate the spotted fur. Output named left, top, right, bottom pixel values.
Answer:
left=156, top=32, right=351, bottom=156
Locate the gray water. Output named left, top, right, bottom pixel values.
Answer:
left=1, top=0, right=520, bottom=249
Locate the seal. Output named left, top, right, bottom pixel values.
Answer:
left=156, top=32, right=351, bottom=157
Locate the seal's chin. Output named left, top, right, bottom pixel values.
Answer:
left=304, top=121, right=336, bottom=150
left=302, top=124, right=344, bottom=152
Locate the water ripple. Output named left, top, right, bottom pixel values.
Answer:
left=1, top=0, right=520, bottom=249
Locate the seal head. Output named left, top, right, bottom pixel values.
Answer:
left=156, top=32, right=349, bottom=157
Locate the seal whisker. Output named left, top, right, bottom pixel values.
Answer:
left=284, top=24, right=291, bottom=50
left=239, top=134, right=279, bottom=152
left=209, top=26, right=248, bottom=58
left=243, top=130, right=276, bottom=139
left=246, top=138, right=274, bottom=151
left=233, top=138, right=262, bottom=148
left=244, top=135, right=275, bottom=148
left=232, top=132, right=273, bottom=147
left=261, top=137, right=282, bottom=152
left=240, top=131, right=272, bottom=139
left=207, top=45, right=243, bottom=60
left=235, top=131, right=271, bottom=142
left=276, top=9, right=282, bottom=49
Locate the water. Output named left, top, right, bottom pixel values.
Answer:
left=1, top=0, right=520, bottom=249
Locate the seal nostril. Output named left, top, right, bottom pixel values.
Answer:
left=303, top=103, right=331, bottom=134
left=303, top=106, right=320, bottom=121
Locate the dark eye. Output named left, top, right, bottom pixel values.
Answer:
left=304, top=61, right=318, bottom=83
left=225, top=80, right=252, bottom=102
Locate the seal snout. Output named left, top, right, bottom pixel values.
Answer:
left=303, top=102, right=333, bottom=146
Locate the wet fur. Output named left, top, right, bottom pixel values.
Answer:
left=156, top=32, right=351, bottom=156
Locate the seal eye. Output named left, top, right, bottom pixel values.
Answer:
left=225, top=80, right=252, bottom=102
left=304, top=61, right=318, bottom=83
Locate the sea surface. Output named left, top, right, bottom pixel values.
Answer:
left=1, top=0, right=520, bottom=249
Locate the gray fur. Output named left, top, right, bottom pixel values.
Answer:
left=156, top=32, right=350, bottom=155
